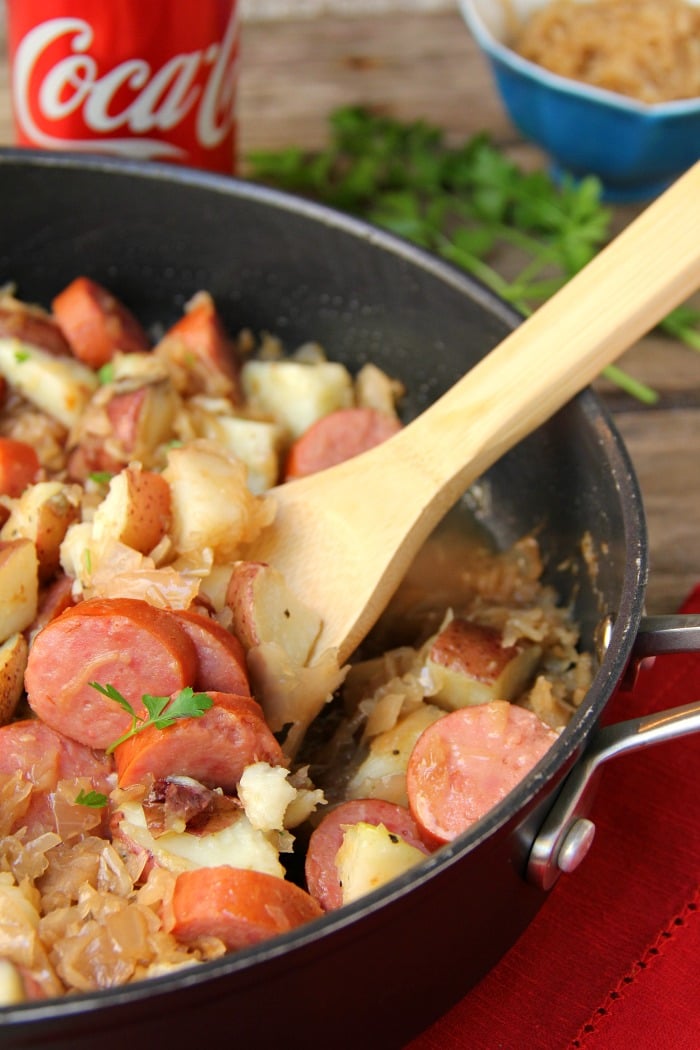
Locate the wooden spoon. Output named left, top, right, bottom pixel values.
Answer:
left=245, top=161, right=700, bottom=664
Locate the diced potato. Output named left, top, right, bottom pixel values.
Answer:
left=162, top=440, right=275, bottom=561
left=354, top=362, right=404, bottom=416
left=199, top=562, right=235, bottom=613
left=116, top=800, right=284, bottom=878
left=0, top=338, right=98, bottom=428
left=425, top=617, right=542, bottom=710
left=346, top=703, right=446, bottom=806
left=226, top=561, right=321, bottom=665
left=1, top=481, right=81, bottom=580
left=0, top=959, right=25, bottom=1006
left=196, top=414, right=283, bottom=494
left=91, top=465, right=171, bottom=554
left=0, top=632, right=28, bottom=726
left=335, top=822, right=426, bottom=905
left=237, top=762, right=297, bottom=833
left=0, top=539, right=39, bottom=644
left=241, top=360, right=353, bottom=439
left=104, top=380, right=179, bottom=464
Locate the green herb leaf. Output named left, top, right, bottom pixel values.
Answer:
left=97, top=362, right=115, bottom=384
left=89, top=680, right=135, bottom=716
left=74, top=788, right=109, bottom=808
left=91, top=682, right=214, bottom=755
left=89, top=471, right=114, bottom=486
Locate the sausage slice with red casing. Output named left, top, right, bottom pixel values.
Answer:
left=114, top=691, right=284, bottom=793
left=0, top=719, right=114, bottom=837
left=167, top=609, right=250, bottom=696
left=25, top=597, right=198, bottom=751
left=171, top=866, right=323, bottom=951
left=52, top=276, right=150, bottom=368
left=284, top=407, right=402, bottom=480
left=305, top=798, right=430, bottom=911
left=406, top=700, right=559, bottom=849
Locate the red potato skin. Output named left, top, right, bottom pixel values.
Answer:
left=0, top=301, right=71, bottom=357
left=284, top=407, right=402, bottom=480
left=116, top=467, right=172, bottom=555
left=65, top=442, right=123, bottom=484
left=24, top=597, right=198, bottom=750
left=168, top=609, right=250, bottom=696
left=104, top=387, right=148, bottom=453
left=157, top=295, right=240, bottom=393
left=304, top=798, right=431, bottom=911
left=0, top=438, right=41, bottom=497
left=114, top=691, right=283, bottom=792
left=429, top=618, right=524, bottom=679
left=27, top=574, right=77, bottom=644
left=52, top=276, right=150, bottom=368
left=171, top=866, right=323, bottom=950
left=0, top=719, right=114, bottom=837
left=406, top=701, right=560, bottom=849
left=67, top=384, right=161, bottom=483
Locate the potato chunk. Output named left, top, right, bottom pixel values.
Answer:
left=0, top=539, right=39, bottom=644
left=346, top=703, right=446, bottom=806
left=241, top=360, right=353, bottom=439
left=1, top=481, right=81, bottom=581
left=91, top=465, right=171, bottom=554
left=226, top=561, right=322, bottom=666
left=425, top=618, right=541, bottom=710
left=0, top=339, right=98, bottom=428
left=0, top=633, right=29, bottom=725
left=335, top=822, right=426, bottom=905
left=162, top=440, right=275, bottom=561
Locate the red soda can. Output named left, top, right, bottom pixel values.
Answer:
left=6, top=0, right=240, bottom=174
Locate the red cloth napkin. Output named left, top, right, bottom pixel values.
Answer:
left=407, top=585, right=700, bottom=1050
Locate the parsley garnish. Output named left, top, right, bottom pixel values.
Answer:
left=74, top=788, right=109, bottom=808
left=14, top=348, right=30, bottom=363
left=248, top=106, right=700, bottom=404
left=89, top=471, right=114, bottom=485
left=90, top=682, right=214, bottom=755
left=97, top=362, right=115, bottom=384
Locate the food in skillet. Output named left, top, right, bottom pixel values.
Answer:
left=0, top=279, right=592, bottom=1000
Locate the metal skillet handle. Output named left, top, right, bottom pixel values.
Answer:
left=527, top=614, right=700, bottom=891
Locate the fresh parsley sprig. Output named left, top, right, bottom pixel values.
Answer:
left=74, top=788, right=109, bottom=808
left=248, top=106, right=700, bottom=405
left=90, top=682, right=214, bottom=755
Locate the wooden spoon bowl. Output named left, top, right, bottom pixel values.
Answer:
left=246, top=161, right=700, bottom=664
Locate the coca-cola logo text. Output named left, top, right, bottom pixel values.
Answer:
left=12, top=11, right=239, bottom=160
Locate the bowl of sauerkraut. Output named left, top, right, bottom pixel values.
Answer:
left=459, top=0, right=700, bottom=200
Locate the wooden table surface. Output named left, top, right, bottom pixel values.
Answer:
left=0, top=5, right=698, bottom=615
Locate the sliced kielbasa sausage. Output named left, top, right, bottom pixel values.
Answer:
left=171, top=866, right=323, bottom=951
left=114, top=691, right=283, bottom=793
left=284, top=407, right=402, bottom=480
left=0, top=719, right=114, bottom=837
left=168, top=609, right=250, bottom=696
left=25, top=597, right=198, bottom=750
left=406, top=700, right=559, bottom=848
left=52, top=276, right=150, bottom=368
left=304, top=797, right=430, bottom=911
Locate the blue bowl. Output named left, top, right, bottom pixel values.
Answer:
left=458, top=0, right=700, bottom=201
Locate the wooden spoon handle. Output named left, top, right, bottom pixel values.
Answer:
left=390, top=158, right=700, bottom=518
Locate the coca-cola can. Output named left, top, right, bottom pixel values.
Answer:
left=6, top=0, right=240, bottom=173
